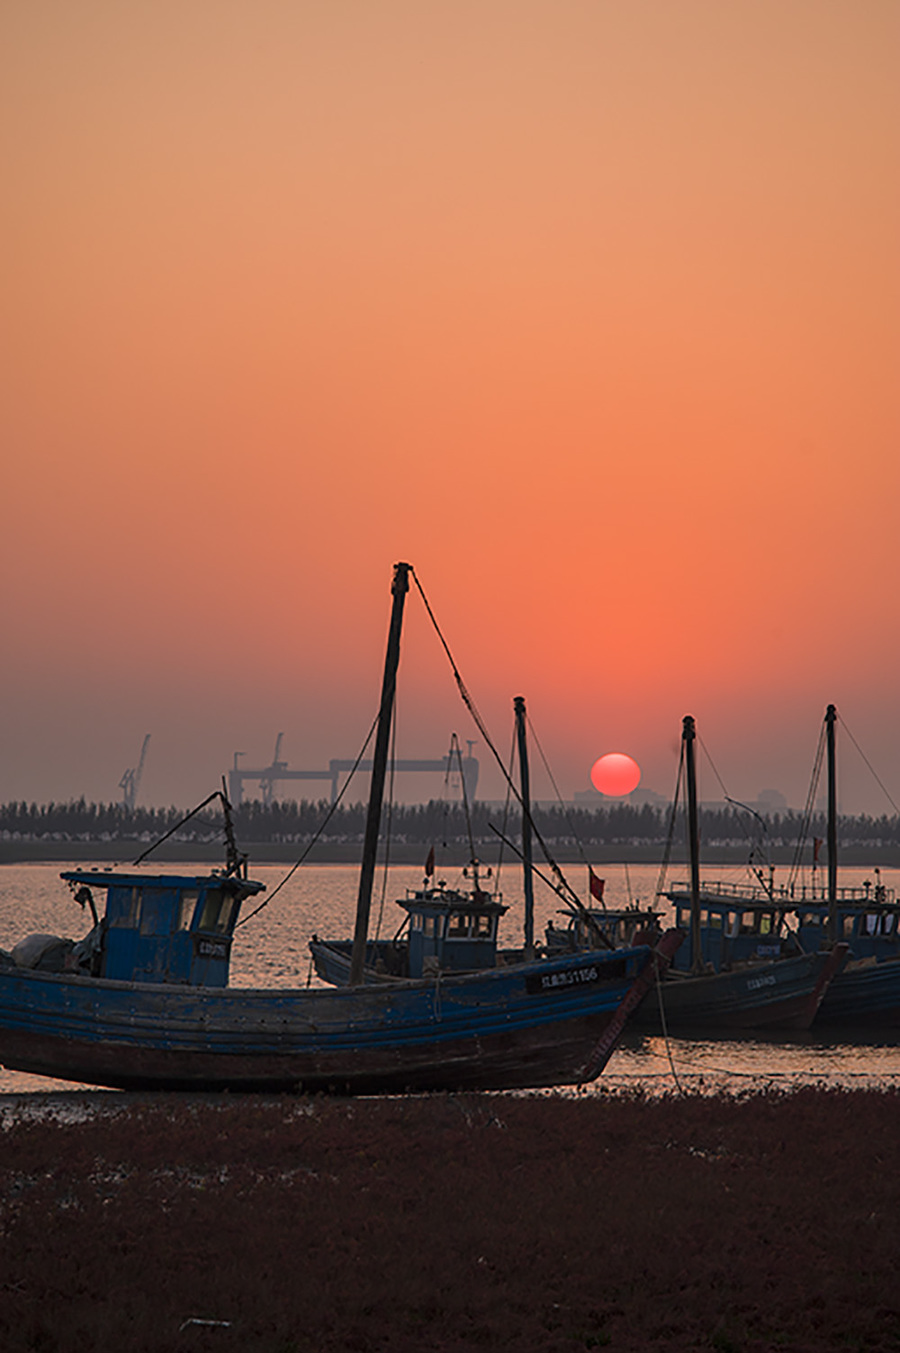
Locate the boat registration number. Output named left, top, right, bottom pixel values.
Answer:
left=193, top=936, right=230, bottom=961
left=526, top=962, right=625, bottom=995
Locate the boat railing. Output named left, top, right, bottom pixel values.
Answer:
left=665, top=880, right=896, bottom=906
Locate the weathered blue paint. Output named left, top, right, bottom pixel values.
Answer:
left=790, top=894, right=900, bottom=1023
left=0, top=868, right=680, bottom=1092
left=647, top=886, right=849, bottom=1031
left=61, top=869, right=264, bottom=988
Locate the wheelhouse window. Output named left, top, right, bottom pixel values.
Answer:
left=447, top=912, right=470, bottom=937
left=198, top=889, right=237, bottom=934
left=110, top=887, right=141, bottom=929
left=178, top=891, right=198, bottom=930
left=472, top=913, right=493, bottom=938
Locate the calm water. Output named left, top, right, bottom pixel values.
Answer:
left=1, top=858, right=899, bottom=1099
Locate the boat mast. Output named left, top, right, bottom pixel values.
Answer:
left=826, top=703, right=838, bottom=946
left=349, top=562, right=411, bottom=985
left=514, top=696, right=535, bottom=960
left=683, top=715, right=703, bottom=974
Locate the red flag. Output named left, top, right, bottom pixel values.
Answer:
left=589, top=868, right=605, bottom=902
left=425, top=847, right=435, bottom=878
left=813, top=838, right=822, bottom=866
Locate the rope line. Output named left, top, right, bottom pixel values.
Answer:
left=410, top=568, right=584, bottom=913
left=235, top=711, right=380, bottom=928
left=839, top=714, right=900, bottom=816
left=788, top=720, right=826, bottom=889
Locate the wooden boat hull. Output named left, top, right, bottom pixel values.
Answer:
left=0, top=944, right=670, bottom=1093
left=814, top=959, right=900, bottom=1025
left=631, top=946, right=846, bottom=1033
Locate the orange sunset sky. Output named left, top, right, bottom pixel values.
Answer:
left=2, top=1, right=898, bottom=814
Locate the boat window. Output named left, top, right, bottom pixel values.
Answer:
left=423, top=917, right=440, bottom=938
left=704, top=911, right=723, bottom=929
left=178, top=891, right=198, bottom=930
left=472, top=913, right=493, bottom=938
left=447, top=913, right=470, bottom=937
left=740, top=913, right=757, bottom=934
left=411, top=914, right=422, bottom=932
left=725, top=914, right=740, bottom=939
left=881, top=915, right=896, bottom=936
left=110, top=887, right=141, bottom=929
left=865, top=914, right=879, bottom=935
left=842, top=916, right=857, bottom=939
left=759, top=915, right=772, bottom=936
left=198, top=889, right=236, bottom=934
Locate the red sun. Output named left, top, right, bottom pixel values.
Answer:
left=590, top=753, right=641, bottom=797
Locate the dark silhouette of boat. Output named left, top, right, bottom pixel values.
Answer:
left=0, top=563, right=678, bottom=1092
left=631, top=714, right=847, bottom=1032
left=661, top=705, right=898, bottom=1027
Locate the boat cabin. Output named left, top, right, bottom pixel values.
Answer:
left=545, top=906, right=661, bottom=956
left=61, top=869, right=265, bottom=987
left=397, top=887, right=508, bottom=978
left=665, top=888, right=798, bottom=972
left=791, top=889, right=900, bottom=961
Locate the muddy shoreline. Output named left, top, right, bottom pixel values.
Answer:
left=1, top=1087, right=898, bottom=1350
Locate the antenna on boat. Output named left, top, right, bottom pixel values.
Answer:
left=350, top=562, right=411, bottom=985
left=220, top=778, right=248, bottom=879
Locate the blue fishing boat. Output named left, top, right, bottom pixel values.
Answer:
left=0, top=563, right=679, bottom=1092
left=544, top=904, right=663, bottom=957
left=632, top=715, right=847, bottom=1032
left=672, top=706, right=900, bottom=1026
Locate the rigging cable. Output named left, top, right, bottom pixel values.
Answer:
left=493, top=726, right=517, bottom=895
left=371, top=706, right=399, bottom=954
left=838, top=714, right=900, bottom=816
left=787, top=719, right=826, bottom=891
left=235, top=711, right=380, bottom=928
left=697, top=733, right=774, bottom=888
left=526, top=712, right=592, bottom=873
left=651, top=737, right=686, bottom=1094
left=410, top=567, right=583, bottom=912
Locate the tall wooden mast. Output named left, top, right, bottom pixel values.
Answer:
left=514, top=696, right=535, bottom=961
left=826, top=703, right=838, bottom=946
left=683, top=715, right=703, bottom=974
left=349, top=562, right=411, bottom=985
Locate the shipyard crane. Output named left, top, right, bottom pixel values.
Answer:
left=228, top=735, right=479, bottom=806
left=119, top=734, right=151, bottom=811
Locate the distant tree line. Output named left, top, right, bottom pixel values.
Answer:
left=2, top=797, right=900, bottom=851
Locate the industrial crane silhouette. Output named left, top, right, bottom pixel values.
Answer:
left=228, top=734, right=479, bottom=806
left=119, top=734, right=150, bottom=811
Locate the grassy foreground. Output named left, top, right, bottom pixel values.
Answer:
left=1, top=1088, right=898, bottom=1352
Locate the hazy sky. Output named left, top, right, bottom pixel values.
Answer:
left=2, top=1, right=898, bottom=813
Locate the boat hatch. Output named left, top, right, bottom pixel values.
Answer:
left=61, top=870, right=264, bottom=987
left=399, top=890, right=508, bottom=978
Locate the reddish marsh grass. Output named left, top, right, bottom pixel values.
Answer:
left=0, top=1088, right=898, bottom=1351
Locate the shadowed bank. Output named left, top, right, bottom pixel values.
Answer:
left=1, top=1087, right=898, bottom=1351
